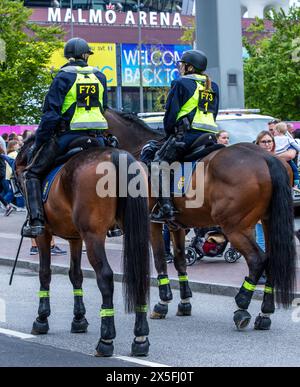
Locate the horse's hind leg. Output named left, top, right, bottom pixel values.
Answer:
left=84, top=235, right=115, bottom=357
left=253, top=220, right=274, bottom=331
left=172, top=229, right=192, bottom=317
left=226, top=229, right=266, bottom=330
left=150, top=223, right=173, bottom=320
left=69, top=239, right=89, bottom=334
left=31, top=229, right=52, bottom=335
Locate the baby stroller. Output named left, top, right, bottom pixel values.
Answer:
left=185, top=227, right=242, bottom=266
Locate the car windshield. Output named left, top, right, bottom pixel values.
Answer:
left=216, top=118, right=271, bottom=144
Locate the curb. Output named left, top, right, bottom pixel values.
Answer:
left=0, top=256, right=270, bottom=301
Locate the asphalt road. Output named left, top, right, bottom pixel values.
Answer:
left=1, top=264, right=300, bottom=367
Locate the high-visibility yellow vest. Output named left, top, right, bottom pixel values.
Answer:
left=176, top=74, right=218, bottom=133
left=61, top=66, right=108, bottom=131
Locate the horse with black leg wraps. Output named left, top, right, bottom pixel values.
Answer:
left=15, top=137, right=151, bottom=357
left=105, top=109, right=297, bottom=330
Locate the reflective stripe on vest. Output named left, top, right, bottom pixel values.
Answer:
left=61, top=66, right=108, bottom=131
left=176, top=74, right=218, bottom=133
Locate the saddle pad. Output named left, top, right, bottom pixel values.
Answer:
left=42, top=165, right=64, bottom=203
left=172, top=161, right=197, bottom=196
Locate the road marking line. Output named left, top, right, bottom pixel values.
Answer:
left=114, top=355, right=170, bottom=367
left=0, top=328, right=35, bottom=340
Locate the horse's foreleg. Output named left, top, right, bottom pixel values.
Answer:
left=150, top=223, right=173, bottom=320
left=226, top=229, right=267, bottom=331
left=85, top=236, right=115, bottom=357
left=31, top=230, right=52, bottom=335
left=69, top=239, right=89, bottom=334
left=172, top=229, right=192, bottom=317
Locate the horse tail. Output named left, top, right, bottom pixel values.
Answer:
left=111, top=151, right=151, bottom=313
left=264, top=155, right=296, bottom=307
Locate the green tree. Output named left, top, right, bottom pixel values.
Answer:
left=0, top=0, right=64, bottom=124
left=243, top=7, right=300, bottom=120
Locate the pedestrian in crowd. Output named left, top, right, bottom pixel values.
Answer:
left=1, top=133, right=8, bottom=148
left=254, top=130, right=277, bottom=284
left=2, top=141, right=25, bottom=211
left=0, top=144, right=14, bottom=216
left=30, top=238, right=67, bottom=256
left=0, top=135, right=7, bottom=154
left=273, top=122, right=300, bottom=188
left=22, top=130, right=33, bottom=141
left=216, top=130, right=230, bottom=146
left=267, top=119, right=280, bottom=135
left=287, top=122, right=295, bottom=136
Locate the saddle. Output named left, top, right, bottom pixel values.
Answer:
left=183, top=133, right=225, bottom=162
left=55, top=136, right=101, bottom=166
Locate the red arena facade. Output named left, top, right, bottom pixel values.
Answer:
left=24, top=1, right=274, bottom=112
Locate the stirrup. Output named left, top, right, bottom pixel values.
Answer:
left=22, top=221, right=45, bottom=238
left=150, top=206, right=177, bottom=223
left=107, top=227, right=123, bottom=238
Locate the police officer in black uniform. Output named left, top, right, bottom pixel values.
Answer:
left=150, top=50, right=220, bottom=223
left=22, top=38, right=110, bottom=238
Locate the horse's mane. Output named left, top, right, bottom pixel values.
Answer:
left=109, top=109, right=164, bottom=135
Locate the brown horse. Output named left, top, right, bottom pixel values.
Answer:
left=105, top=109, right=296, bottom=331
left=15, top=139, right=151, bottom=357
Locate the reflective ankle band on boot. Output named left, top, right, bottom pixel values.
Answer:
left=39, top=291, right=50, bottom=298
left=135, top=305, right=148, bottom=313
left=179, top=275, right=188, bottom=282
left=242, top=280, right=256, bottom=292
left=73, top=289, right=83, bottom=297
left=100, top=309, right=115, bottom=318
left=264, top=286, right=273, bottom=294
left=158, top=278, right=170, bottom=286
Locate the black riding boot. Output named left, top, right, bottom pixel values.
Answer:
left=150, top=197, right=177, bottom=223
left=22, top=177, right=45, bottom=238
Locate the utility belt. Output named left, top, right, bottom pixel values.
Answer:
left=57, top=125, right=105, bottom=138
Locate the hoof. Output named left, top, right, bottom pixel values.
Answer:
left=131, top=338, right=150, bottom=357
left=254, top=314, right=272, bottom=331
left=233, top=309, right=251, bottom=330
left=71, top=317, right=89, bottom=333
left=31, top=318, right=49, bottom=335
left=95, top=340, right=114, bottom=357
left=150, top=303, right=168, bottom=319
left=176, top=302, right=192, bottom=316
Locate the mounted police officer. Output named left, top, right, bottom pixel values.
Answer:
left=22, top=37, right=109, bottom=238
left=150, top=49, right=220, bottom=223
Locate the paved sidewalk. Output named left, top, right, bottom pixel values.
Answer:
left=1, top=211, right=300, bottom=298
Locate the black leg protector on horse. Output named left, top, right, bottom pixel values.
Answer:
left=157, top=274, right=173, bottom=302
left=132, top=306, right=150, bottom=357
left=261, top=285, right=275, bottom=314
left=71, top=289, right=89, bottom=333
left=179, top=273, right=192, bottom=300
left=31, top=291, right=50, bottom=335
left=235, top=277, right=256, bottom=310
left=96, top=306, right=116, bottom=357
left=234, top=277, right=256, bottom=330
left=254, top=284, right=274, bottom=331
left=177, top=273, right=192, bottom=317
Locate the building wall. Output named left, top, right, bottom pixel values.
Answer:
left=240, top=0, right=290, bottom=18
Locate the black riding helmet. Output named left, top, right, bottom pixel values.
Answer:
left=64, top=38, right=94, bottom=59
left=179, top=50, right=208, bottom=72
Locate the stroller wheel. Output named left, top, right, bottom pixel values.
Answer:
left=185, top=247, right=197, bottom=266
left=224, top=248, right=241, bottom=263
